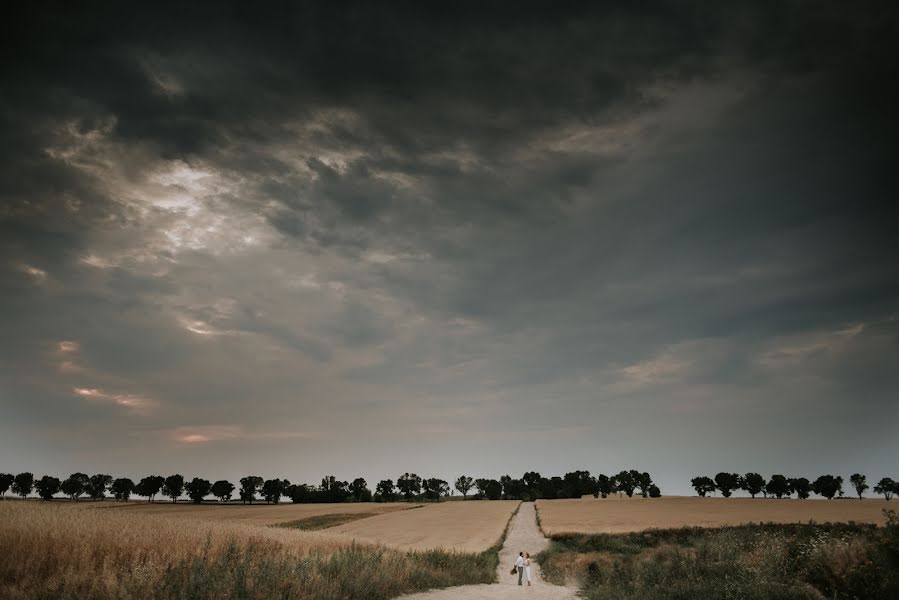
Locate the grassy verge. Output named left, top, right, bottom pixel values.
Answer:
left=276, top=512, right=381, bottom=530
left=537, top=510, right=899, bottom=600
left=1, top=502, right=498, bottom=599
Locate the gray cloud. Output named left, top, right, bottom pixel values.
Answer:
left=1, top=2, right=898, bottom=493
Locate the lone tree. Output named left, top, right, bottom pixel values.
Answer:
left=742, top=473, right=766, bottom=498
left=61, top=473, right=90, bottom=501
left=615, top=470, right=637, bottom=497
left=375, top=479, right=395, bottom=502
left=239, top=476, right=263, bottom=504
left=35, top=476, right=61, bottom=500
left=766, top=474, right=791, bottom=499
left=849, top=474, right=868, bottom=499
left=185, top=478, right=212, bottom=503
left=162, top=474, right=185, bottom=503
left=714, top=472, right=741, bottom=498
left=454, top=475, right=474, bottom=499
left=12, top=472, right=34, bottom=499
left=211, top=480, right=235, bottom=502
left=111, top=478, right=134, bottom=501
left=874, top=477, right=896, bottom=501
left=397, top=473, right=422, bottom=501
left=0, top=473, right=13, bottom=499
left=88, top=474, right=113, bottom=500
left=812, top=475, right=843, bottom=500
left=789, top=477, right=812, bottom=499
left=135, top=476, right=164, bottom=502
left=690, top=476, right=716, bottom=497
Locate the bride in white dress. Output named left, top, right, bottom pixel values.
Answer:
left=525, top=552, right=532, bottom=586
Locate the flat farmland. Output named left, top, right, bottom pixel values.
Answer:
left=98, top=500, right=416, bottom=526
left=536, top=496, right=894, bottom=535
left=333, top=500, right=521, bottom=552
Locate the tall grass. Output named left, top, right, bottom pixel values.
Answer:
left=1, top=502, right=496, bottom=599
left=538, top=512, right=899, bottom=600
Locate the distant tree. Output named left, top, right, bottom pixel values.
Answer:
left=239, top=476, right=263, bottom=504
left=766, top=474, right=791, bottom=499
left=260, top=478, right=288, bottom=504
left=499, top=475, right=513, bottom=500
left=615, top=471, right=637, bottom=497
left=60, top=473, right=89, bottom=501
left=12, top=472, right=34, bottom=499
left=483, top=479, right=503, bottom=500
left=287, top=483, right=315, bottom=503
left=375, top=479, right=395, bottom=502
left=0, top=473, right=13, bottom=499
left=690, top=476, right=716, bottom=497
left=211, top=480, right=235, bottom=502
left=397, top=473, right=422, bottom=501
left=874, top=477, right=896, bottom=501
left=522, top=472, right=542, bottom=500
left=35, top=476, right=61, bottom=500
left=185, top=478, right=212, bottom=503
left=812, top=475, right=843, bottom=500
left=633, top=472, right=653, bottom=498
left=349, top=478, right=370, bottom=502
left=789, top=477, right=812, bottom=500
left=849, top=474, right=868, bottom=499
left=454, top=476, right=474, bottom=499
left=563, top=470, right=596, bottom=498
left=423, top=478, right=449, bottom=501
left=596, top=474, right=614, bottom=498
left=111, top=478, right=134, bottom=501
left=319, top=476, right=349, bottom=502
left=714, top=473, right=741, bottom=498
left=135, top=475, right=164, bottom=502
left=162, top=474, right=185, bottom=503
left=649, top=485, right=661, bottom=498
left=742, top=473, right=765, bottom=498
left=88, top=474, right=113, bottom=500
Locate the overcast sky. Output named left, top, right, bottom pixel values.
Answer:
left=2, top=3, right=897, bottom=495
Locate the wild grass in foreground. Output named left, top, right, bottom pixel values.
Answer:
left=0, top=502, right=497, bottom=599
left=276, top=512, right=381, bottom=530
left=538, top=511, right=899, bottom=600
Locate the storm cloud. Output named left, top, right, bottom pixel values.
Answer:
left=2, top=2, right=897, bottom=493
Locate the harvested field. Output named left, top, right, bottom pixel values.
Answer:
left=97, top=500, right=415, bottom=526
left=536, top=495, right=895, bottom=535
left=334, top=500, right=520, bottom=552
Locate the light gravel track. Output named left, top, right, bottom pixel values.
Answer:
left=397, top=502, right=577, bottom=600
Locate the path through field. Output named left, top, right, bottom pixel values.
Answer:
left=398, top=502, right=577, bottom=600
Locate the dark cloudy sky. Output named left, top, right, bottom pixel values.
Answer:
left=2, top=2, right=897, bottom=495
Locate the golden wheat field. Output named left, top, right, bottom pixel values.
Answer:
left=0, top=501, right=500, bottom=600
left=535, top=495, right=895, bottom=535
left=97, top=499, right=416, bottom=525
left=333, top=500, right=521, bottom=552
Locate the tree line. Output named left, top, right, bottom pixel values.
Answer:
left=0, top=469, right=661, bottom=503
left=690, top=472, right=898, bottom=500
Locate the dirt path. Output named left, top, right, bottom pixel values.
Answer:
left=398, top=502, right=578, bottom=600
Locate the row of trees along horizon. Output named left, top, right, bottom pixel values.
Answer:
left=691, top=472, right=899, bottom=500
left=0, top=470, right=661, bottom=503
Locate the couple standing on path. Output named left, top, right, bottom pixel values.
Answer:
left=513, top=552, right=532, bottom=586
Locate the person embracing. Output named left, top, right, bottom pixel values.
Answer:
left=514, top=551, right=525, bottom=586
left=525, top=552, right=532, bottom=586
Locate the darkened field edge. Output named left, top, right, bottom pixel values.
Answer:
left=537, top=510, right=899, bottom=600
